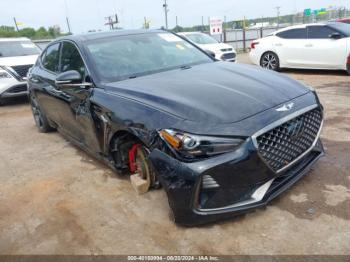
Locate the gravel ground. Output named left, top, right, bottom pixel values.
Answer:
left=0, top=53, right=349, bottom=255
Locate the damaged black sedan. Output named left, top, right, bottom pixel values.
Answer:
left=27, top=30, right=324, bottom=226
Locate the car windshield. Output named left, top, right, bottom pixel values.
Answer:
left=0, top=41, right=41, bottom=57
left=185, top=33, right=219, bottom=44
left=85, top=32, right=213, bottom=82
left=328, top=23, right=350, bottom=36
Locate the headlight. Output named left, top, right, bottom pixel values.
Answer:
left=0, top=69, right=12, bottom=79
left=159, top=129, right=244, bottom=159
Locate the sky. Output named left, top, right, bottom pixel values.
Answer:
left=1, top=0, right=349, bottom=33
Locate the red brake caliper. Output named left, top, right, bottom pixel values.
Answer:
left=128, top=144, right=139, bottom=174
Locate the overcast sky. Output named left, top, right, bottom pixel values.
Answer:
left=1, top=0, right=349, bottom=33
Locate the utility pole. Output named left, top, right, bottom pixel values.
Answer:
left=175, top=16, right=178, bottom=27
left=64, top=0, right=72, bottom=34
left=201, top=16, right=204, bottom=32
left=163, top=0, right=169, bottom=29
left=13, top=17, right=19, bottom=31
left=275, top=6, right=281, bottom=28
left=66, top=17, right=71, bottom=34
left=105, top=14, right=119, bottom=30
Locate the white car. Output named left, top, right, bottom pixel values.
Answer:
left=178, top=32, right=237, bottom=62
left=0, top=37, right=40, bottom=105
left=249, top=22, right=350, bottom=75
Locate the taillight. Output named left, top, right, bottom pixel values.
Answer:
left=347, top=57, right=350, bottom=63
left=251, top=42, right=259, bottom=49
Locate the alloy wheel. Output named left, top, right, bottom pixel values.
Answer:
left=261, top=53, right=278, bottom=70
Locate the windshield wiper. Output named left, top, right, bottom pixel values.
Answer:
left=128, top=75, right=137, bottom=79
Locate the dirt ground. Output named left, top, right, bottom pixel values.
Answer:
left=0, top=53, right=349, bottom=255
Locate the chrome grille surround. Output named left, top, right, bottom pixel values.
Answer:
left=252, top=105, right=323, bottom=174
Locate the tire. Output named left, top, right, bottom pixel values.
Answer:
left=260, top=52, right=280, bottom=71
left=30, top=95, right=54, bottom=133
left=347, top=63, right=350, bottom=76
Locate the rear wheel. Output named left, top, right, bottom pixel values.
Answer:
left=347, top=63, right=350, bottom=75
left=260, top=52, right=280, bottom=71
left=30, top=95, right=54, bottom=133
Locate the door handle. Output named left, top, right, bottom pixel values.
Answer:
left=305, top=44, right=313, bottom=47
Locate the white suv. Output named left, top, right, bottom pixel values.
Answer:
left=0, top=37, right=40, bottom=105
left=178, top=32, right=237, bottom=62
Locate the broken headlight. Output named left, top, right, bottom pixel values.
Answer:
left=159, top=129, right=244, bottom=159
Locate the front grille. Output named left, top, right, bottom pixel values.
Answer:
left=8, top=84, right=27, bottom=93
left=220, top=48, right=233, bottom=52
left=256, top=108, right=322, bottom=172
left=10, top=64, right=33, bottom=78
left=221, top=52, right=236, bottom=60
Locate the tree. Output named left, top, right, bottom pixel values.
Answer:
left=18, top=28, right=36, bottom=38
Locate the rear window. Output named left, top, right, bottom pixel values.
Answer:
left=276, top=28, right=307, bottom=39
left=0, top=41, right=40, bottom=57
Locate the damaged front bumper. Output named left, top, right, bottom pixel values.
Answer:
left=149, top=136, right=324, bottom=226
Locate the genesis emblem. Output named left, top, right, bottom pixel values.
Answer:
left=276, top=102, right=294, bottom=112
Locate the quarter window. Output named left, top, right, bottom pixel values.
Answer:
left=42, top=43, right=60, bottom=72
left=307, top=26, right=337, bottom=39
left=60, top=42, right=86, bottom=77
left=276, top=28, right=307, bottom=39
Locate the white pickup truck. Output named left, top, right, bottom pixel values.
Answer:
left=0, top=37, right=40, bottom=105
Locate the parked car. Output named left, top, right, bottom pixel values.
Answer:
left=336, top=17, right=350, bottom=24
left=178, top=32, right=237, bottom=62
left=0, top=37, right=41, bottom=105
left=249, top=22, right=350, bottom=75
left=28, top=30, right=324, bottom=225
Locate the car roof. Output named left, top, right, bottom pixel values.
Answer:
left=272, top=22, right=345, bottom=34
left=0, top=37, right=31, bottom=42
left=55, top=29, right=165, bottom=43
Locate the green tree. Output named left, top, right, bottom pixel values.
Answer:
left=18, top=27, right=36, bottom=38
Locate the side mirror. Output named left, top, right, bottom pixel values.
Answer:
left=329, top=32, right=342, bottom=40
left=55, top=70, right=92, bottom=89
left=205, top=50, right=216, bottom=59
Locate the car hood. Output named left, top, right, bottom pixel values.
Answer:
left=105, top=62, right=310, bottom=124
left=197, top=43, right=235, bottom=53
left=0, top=55, right=38, bottom=67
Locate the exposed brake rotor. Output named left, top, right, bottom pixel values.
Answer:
left=129, top=145, right=157, bottom=194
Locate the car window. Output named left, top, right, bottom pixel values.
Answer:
left=276, top=28, right=307, bottom=39
left=42, top=43, right=60, bottom=72
left=307, top=26, right=337, bottom=39
left=60, top=42, right=86, bottom=77
left=185, top=33, right=218, bottom=44
left=0, top=41, right=40, bottom=58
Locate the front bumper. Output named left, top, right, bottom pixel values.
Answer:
left=149, top=104, right=324, bottom=226
left=0, top=78, right=28, bottom=99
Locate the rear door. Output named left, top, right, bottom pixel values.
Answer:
left=274, top=27, right=308, bottom=68
left=304, top=25, right=348, bottom=69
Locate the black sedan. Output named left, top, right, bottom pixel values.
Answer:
left=27, top=30, right=324, bottom=226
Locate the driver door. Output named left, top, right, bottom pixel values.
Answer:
left=55, top=41, right=102, bottom=153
